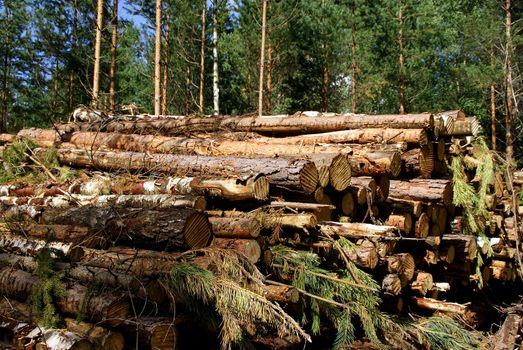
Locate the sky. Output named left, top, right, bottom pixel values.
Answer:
left=118, top=0, right=148, bottom=28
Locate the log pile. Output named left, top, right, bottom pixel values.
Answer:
left=0, top=108, right=519, bottom=349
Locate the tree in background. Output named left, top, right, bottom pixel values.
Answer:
left=92, top=0, right=104, bottom=108
left=109, top=0, right=118, bottom=112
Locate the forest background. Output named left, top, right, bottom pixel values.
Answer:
left=1, top=0, right=522, bottom=161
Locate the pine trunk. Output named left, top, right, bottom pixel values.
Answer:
left=92, top=0, right=104, bottom=108
left=109, top=0, right=118, bottom=112
left=389, top=179, right=452, bottom=205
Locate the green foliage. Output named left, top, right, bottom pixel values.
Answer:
left=162, top=249, right=309, bottom=349
left=270, top=245, right=395, bottom=349
left=31, top=248, right=65, bottom=328
left=409, top=315, right=483, bottom=350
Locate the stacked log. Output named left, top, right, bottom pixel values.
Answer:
left=0, top=108, right=520, bottom=349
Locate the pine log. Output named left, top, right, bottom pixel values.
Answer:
left=319, top=222, right=398, bottom=239
left=46, top=147, right=319, bottom=194
left=206, top=210, right=317, bottom=230
left=385, top=213, right=413, bottom=234
left=210, top=238, right=261, bottom=263
left=414, top=213, right=430, bottom=238
left=36, top=206, right=212, bottom=250
left=375, top=176, right=390, bottom=202
left=348, top=151, right=402, bottom=177
left=443, top=117, right=481, bottom=136
left=269, top=128, right=429, bottom=147
left=401, top=148, right=433, bottom=178
left=119, top=317, right=176, bottom=350
left=412, top=297, right=468, bottom=314
left=267, top=201, right=335, bottom=222
left=438, top=244, right=456, bottom=264
left=386, top=198, right=423, bottom=218
left=381, top=274, right=402, bottom=296
left=381, top=253, right=416, bottom=287
left=70, top=112, right=434, bottom=136
left=0, top=268, right=129, bottom=326
left=64, top=318, right=124, bottom=350
left=24, top=326, right=94, bottom=350
left=389, top=179, right=452, bottom=206
left=349, top=176, right=376, bottom=204
left=329, top=154, right=352, bottom=191
left=316, top=165, right=330, bottom=188
left=209, top=217, right=262, bottom=238
left=441, top=235, right=477, bottom=262
left=410, top=272, right=434, bottom=296
left=343, top=240, right=379, bottom=269
left=0, top=232, right=84, bottom=260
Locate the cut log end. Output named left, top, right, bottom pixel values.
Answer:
left=253, top=176, right=270, bottom=200
left=329, top=155, right=351, bottom=192
left=299, top=162, right=319, bottom=194
left=183, top=212, right=212, bottom=249
left=317, top=166, right=330, bottom=188
left=390, top=151, right=402, bottom=178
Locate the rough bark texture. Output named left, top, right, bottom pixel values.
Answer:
left=389, top=179, right=452, bottom=206
left=43, top=147, right=317, bottom=194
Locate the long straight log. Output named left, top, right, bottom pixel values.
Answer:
left=5, top=206, right=212, bottom=250
left=0, top=232, right=84, bottom=260
left=319, top=222, right=398, bottom=239
left=412, top=297, right=468, bottom=314
left=44, top=147, right=318, bottom=194
left=266, top=201, right=334, bottom=222
left=389, top=179, right=452, bottom=206
left=265, top=128, right=429, bottom=147
left=0, top=268, right=129, bottom=326
left=60, top=112, right=434, bottom=136
left=209, top=217, right=262, bottom=238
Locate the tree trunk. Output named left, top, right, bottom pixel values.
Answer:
left=212, top=0, right=219, bottom=115
left=67, top=0, right=78, bottom=114
left=385, top=213, right=413, bottom=234
left=412, top=297, right=468, bottom=314
left=154, top=0, right=162, bottom=115
left=92, top=0, right=103, bottom=108
left=490, top=48, right=497, bottom=151
left=88, top=112, right=434, bottom=136
left=389, top=179, right=452, bottom=205
left=109, top=0, right=118, bottom=112
left=258, top=0, right=267, bottom=117
left=350, top=0, right=357, bottom=113
left=504, top=0, right=514, bottom=161
left=398, top=0, right=405, bottom=114
left=161, top=11, right=169, bottom=115
left=268, top=201, right=334, bottom=222
left=199, top=0, right=206, bottom=114
left=265, top=44, right=273, bottom=113
left=47, top=147, right=319, bottom=194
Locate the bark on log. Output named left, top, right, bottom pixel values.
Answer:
left=389, top=179, right=452, bottom=205
left=375, top=176, right=390, bottom=202
left=210, top=238, right=261, bottom=263
left=385, top=198, right=423, bottom=218
left=62, top=112, right=434, bottom=136
left=412, top=297, right=468, bottom=314
left=401, top=148, right=433, bottom=178
left=206, top=210, right=318, bottom=230
left=0, top=232, right=84, bottom=260
left=119, top=317, right=176, bottom=350
left=64, top=318, right=124, bottom=350
left=259, top=128, right=430, bottom=147
left=45, top=147, right=318, bottom=194
left=347, top=151, right=401, bottom=177
left=36, top=206, right=212, bottom=250
left=267, top=201, right=334, bottom=222
left=319, top=222, right=398, bottom=239
left=385, top=213, right=413, bottom=234
left=24, top=326, right=94, bottom=350
left=491, top=313, right=523, bottom=350
left=0, top=268, right=129, bottom=326
left=209, top=217, right=262, bottom=238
